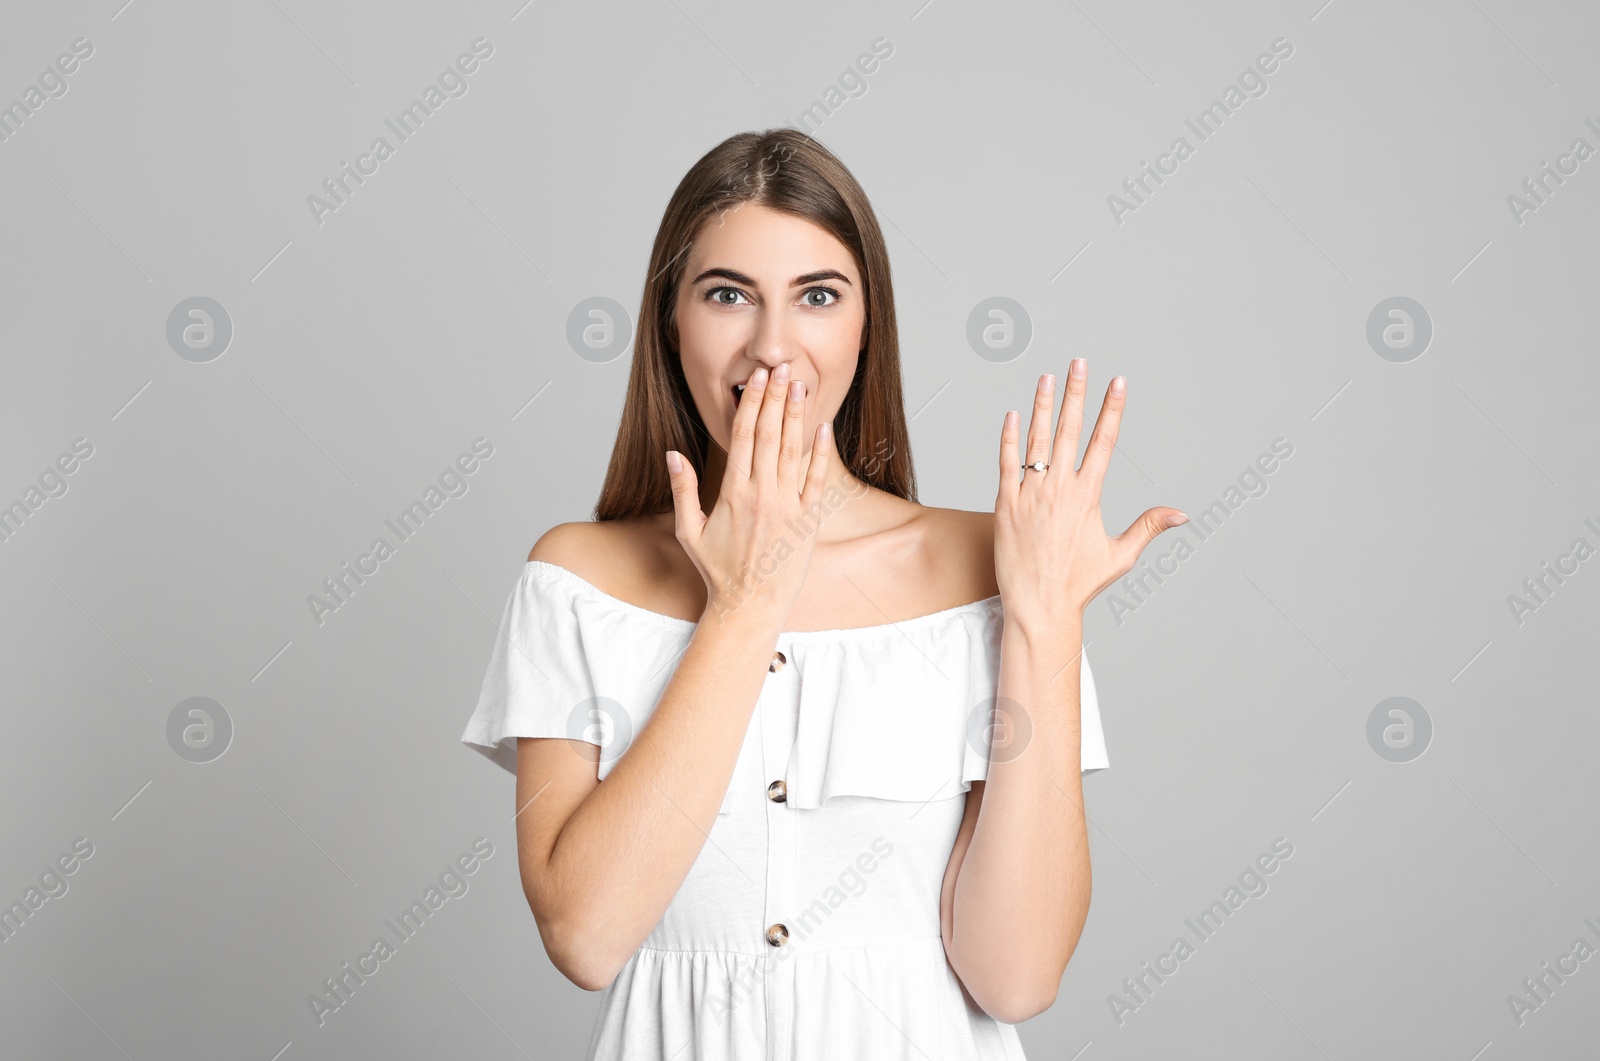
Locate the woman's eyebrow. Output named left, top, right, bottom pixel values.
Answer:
left=689, top=267, right=854, bottom=287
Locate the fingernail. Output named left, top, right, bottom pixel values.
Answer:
left=773, top=363, right=791, bottom=383
left=1111, top=375, right=1126, bottom=396
left=1167, top=511, right=1188, bottom=527
left=752, top=366, right=769, bottom=387
left=666, top=450, right=682, bottom=473
left=1042, top=373, right=1055, bottom=394
left=790, top=380, right=805, bottom=402
left=1070, top=358, right=1086, bottom=378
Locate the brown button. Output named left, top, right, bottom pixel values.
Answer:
left=769, top=650, right=787, bottom=673
left=766, top=923, right=789, bottom=947
left=767, top=779, right=787, bottom=803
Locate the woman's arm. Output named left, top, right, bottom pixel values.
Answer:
left=514, top=528, right=785, bottom=992
left=945, top=361, right=1186, bottom=1022
left=941, top=615, right=1091, bottom=1024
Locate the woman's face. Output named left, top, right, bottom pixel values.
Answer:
left=672, top=202, right=866, bottom=458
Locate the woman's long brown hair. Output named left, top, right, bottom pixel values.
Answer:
left=593, top=128, right=917, bottom=522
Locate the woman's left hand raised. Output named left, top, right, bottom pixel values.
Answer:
left=995, top=358, right=1188, bottom=626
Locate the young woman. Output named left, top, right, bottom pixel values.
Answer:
left=461, top=128, right=1187, bottom=1060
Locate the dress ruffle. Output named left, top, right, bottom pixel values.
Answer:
left=460, top=561, right=1109, bottom=820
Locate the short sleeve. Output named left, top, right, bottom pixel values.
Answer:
left=459, top=564, right=599, bottom=776
left=1079, top=647, right=1109, bottom=775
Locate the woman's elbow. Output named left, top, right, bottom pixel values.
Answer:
left=526, top=895, right=623, bottom=993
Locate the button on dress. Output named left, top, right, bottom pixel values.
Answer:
left=461, top=560, right=1110, bottom=1060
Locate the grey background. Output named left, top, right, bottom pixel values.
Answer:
left=2, top=0, right=1596, bottom=1058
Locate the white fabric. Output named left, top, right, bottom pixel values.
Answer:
left=461, top=560, right=1110, bottom=1060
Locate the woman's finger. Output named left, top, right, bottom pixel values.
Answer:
left=1078, top=374, right=1126, bottom=493
left=1055, top=357, right=1087, bottom=473
left=776, top=376, right=806, bottom=493
left=751, top=363, right=791, bottom=486
left=726, top=365, right=769, bottom=481
left=665, top=449, right=706, bottom=548
left=1112, top=505, right=1189, bottom=573
left=799, top=421, right=833, bottom=511
left=996, top=408, right=1020, bottom=510
left=1024, top=373, right=1055, bottom=478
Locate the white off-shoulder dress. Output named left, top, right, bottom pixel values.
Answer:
left=461, top=560, right=1110, bottom=1060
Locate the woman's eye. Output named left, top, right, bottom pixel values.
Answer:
left=707, top=287, right=748, bottom=306
left=803, top=287, right=841, bottom=308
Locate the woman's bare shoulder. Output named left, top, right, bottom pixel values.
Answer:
left=526, top=514, right=688, bottom=610
left=916, top=505, right=998, bottom=602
